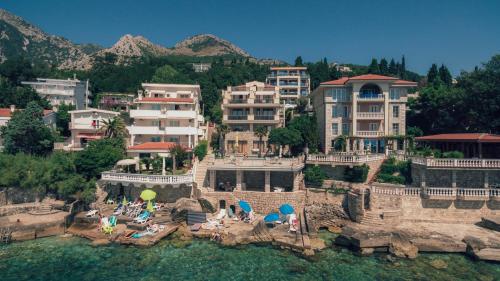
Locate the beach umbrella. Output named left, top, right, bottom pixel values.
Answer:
left=279, top=204, right=294, bottom=215
left=146, top=200, right=154, bottom=212
left=264, top=212, right=280, bottom=223
left=238, top=200, right=252, bottom=213
left=140, top=189, right=156, bottom=201
left=122, top=196, right=128, bottom=206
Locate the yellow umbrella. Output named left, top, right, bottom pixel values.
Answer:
left=140, top=189, right=156, bottom=201
left=122, top=196, right=128, bottom=206
left=146, top=200, right=154, bottom=212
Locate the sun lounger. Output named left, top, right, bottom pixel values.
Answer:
left=86, top=210, right=98, bottom=217
left=133, top=211, right=150, bottom=224
left=216, top=209, right=226, bottom=220
left=109, top=216, right=117, bottom=227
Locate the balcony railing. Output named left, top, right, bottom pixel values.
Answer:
left=254, top=99, right=274, bottom=104
left=254, top=115, right=275, bottom=120
left=307, top=153, right=385, bottom=163
left=370, top=186, right=500, bottom=199
left=356, top=131, right=385, bottom=137
left=357, top=112, right=384, bottom=119
left=101, top=171, right=193, bottom=185
left=228, top=115, right=248, bottom=120
left=229, top=99, right=248, bottom=104
left=410, top=157, right=500, bottom=169
left=358, top=93, right=384, bottom=100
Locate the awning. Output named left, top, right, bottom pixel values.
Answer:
left=116, top=159, right=138, bottom=166
left=230, top=92, right=249, bottom=95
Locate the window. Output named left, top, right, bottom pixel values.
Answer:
left=332, top=106, right=338, bottom=118
left=393, top=106, right=399, bottom=118
left=328, top=88, right=350, bottom=101
left=151, top=104, right=161, bottom=110
left=392, top=123, right=400, bottom=135
left=168, top=137, right=179, bottom=143
left=369, top=123, right=378, bottom=131
left=152, top=120, right=160, bottom=127
left=369, top=105, right=379, bottom=112
left=343, top=106, right=349, bottom=117
left=332, top=123, right=339, bottom=135
left=390, top=88, right=400, bottom=100
left=169, top=120, right=180, bottom=127
left=151, top=136, right=161, bottom=142
left=342, top=123, right=349, bottom=135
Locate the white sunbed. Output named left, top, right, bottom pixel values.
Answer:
left=86, top=210, right=98, bottom=217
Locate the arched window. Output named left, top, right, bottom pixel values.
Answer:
left=359, top=84, right=382, bottom=99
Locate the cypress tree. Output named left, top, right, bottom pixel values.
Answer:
left=427, top=64, right=439, bottom=84
left=400, top=55, right=406, bottom=79
left=389, top=59, right=397, bottom=75
left=438, top=64, right=453, bottom=86
left=294, top=56, right=303, bottom=66
left=379, top=58, right=389, bottom=75
left=368, top=58, right=380, bottom=74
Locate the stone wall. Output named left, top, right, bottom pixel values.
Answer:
left=201, top=190, right=306, bottom=214
left=0, top=188, right=39, bottom=205
left=104, top=183, right=192, bottom=203
left=310, top=164, right=347, bottom=181
left=347, top=191, right=365, bottom=222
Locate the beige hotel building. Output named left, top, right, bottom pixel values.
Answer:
left=221, top=81, right=283, bottom=155
left=310, top=74, right=417, bottom=153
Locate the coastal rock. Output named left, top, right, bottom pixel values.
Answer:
left=480, top=216, right=500, bottom=232
left=389, top=232, right=418, bottom=259
left=411, top=234, right=466, bottom=253
left=464, top=235, right=500, bottom=262
left=305, top=202, right=349, bottom=232
left=338, top=225, right=391, bottom=249
left=430, top=259, right=448, bottom=269
left=198, top=197, right=217, bottom=214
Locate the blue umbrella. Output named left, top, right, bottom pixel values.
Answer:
left=238, top=200, right=252, bottom=213
left=279, top=204, right=294, bottom=215
left=264, top=212, right=280, bottom=223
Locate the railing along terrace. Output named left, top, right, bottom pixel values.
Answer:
left=228, top=115, right=248, bottom=120
left=254, top=98, right=274, bottom=104
left=424, top=187, right=457, bottom=197
left=308, top=153, right=385, bottom=163
left=101, top=171, right=193, bottom=185
left=229, top=99, right=248, bottom=104
left=215, top=155, right=305, bottom=167
left=254, top=115, right=275, bottom=120
left=411, top=157, right=500, bottom=168
left=456, top=188, right=490, bottom=197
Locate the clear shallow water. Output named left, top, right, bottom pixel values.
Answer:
left=0, top=233, right=499, bottom=281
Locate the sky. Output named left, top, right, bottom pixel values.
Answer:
left=2, top=0, right=500, bottom=75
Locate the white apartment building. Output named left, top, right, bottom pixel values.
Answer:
left=22, top=78, right=90, bottom=110
left=127, top=83, right=205, bottom=149
left=67, top=108, right=120, bottom=150
left=266, top=66, right=310, bottom=106
left=311, top=74, right=417, bottom=153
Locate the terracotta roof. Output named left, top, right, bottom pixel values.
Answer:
left=321, top=74, right=416, bottom=86
left=0, top=108, right=54, bottom=118
left=128, top=142, right=191, bottom=151
left=415, top=133, right=500, bottom=143
left=139, top=97, right=194, bottom=103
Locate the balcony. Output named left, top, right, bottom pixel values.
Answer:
left=101, top=171, right=193, bottom=185
left=130, top=109, right=197, bottom=119
left=279, top=82, right=298, bottom=86
left=356, top=131, right=384, bottom=137
left=357, top=112, right=384, bottom=119
left=307, top=153, right=385, bottom=164
left=254, top=98, right=275, bottom=104
left=127, top=126, right=200, bottom=135
left=357, top=93, right=384, bottom=101
left=229, top=99, right=248, bottom=104
left=254, top=115, right=275, bottom=120
left=410, top=157, right=500, bottom=169
left=228, top=115, right=248, bottom=120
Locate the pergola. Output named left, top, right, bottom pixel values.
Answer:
left=415, top=133, right=500, bottom=158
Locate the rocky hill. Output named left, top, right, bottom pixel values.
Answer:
left=0, top=9, right=257, bottom=70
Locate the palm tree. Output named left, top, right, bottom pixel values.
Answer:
left=100, top=116, right=128, bottom=139
left=254, top=125, right=268, bottom=158
left=217, top=124, right=230, bottom=156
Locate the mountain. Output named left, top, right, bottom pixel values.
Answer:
left=171, top=34, right=250, bottom=57
left=0, top=9, right=256, bottom=70
left=0, top=9, right=92, bottom=70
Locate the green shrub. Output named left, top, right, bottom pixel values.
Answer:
left=344, top=164, right=369, bottom=183
left=376, top=173, right=405, bottom=184
left=304, top=166, right=327, bottom=187
left=194, top=140, right=208, bottom=161
left=376, top=158, right=412, bottom=185
left=441, top=151, right=464, bottom=158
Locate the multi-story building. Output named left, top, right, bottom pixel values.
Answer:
left=67, top=108, right=120, bottom=150
left=98, top=93, right=135, bottom=111
left=22, top=78, right=90, bottom=110
left=127, top=83, right=205, bottom=149
left=192, top=63, right=211, bottom=73
left=310, top=74, right=417, bottom=153
left=266, top=66, right=310, bottom=106
left=221, top=81, right=283, bottom=155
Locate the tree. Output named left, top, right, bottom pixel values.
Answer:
left=194, top=140, right=208, bottom=161
left=1, top=101, right=54, bottom=156
left=287, top=115, right=320, bottom=153
left=294, top=56, right=304, bottom=66
left=439, top=64, right=453, bottom=86
left=74, top=138, right=125, bottom=179
left=304, top=166, right=327, bottom=187
left=216, top=124, right=230, bottom=156
left=0, top=76, right=50, bottom=109
left=268, top=127, right=302, bottom=157
left=170, top=145, right=188, bottom=173
left=388, top=59, right=397, bottom=75
left=253, top=125, right=268, bottom=157
left=400, top=55, right=406, bottom=79
left=56, top=103, right=76, bottom=137
left=151, top=65, right=191, bottom=83
left=100, top=116, right=128, bottom=138
left=368, top=58, right=380, bottom=74
left=427, top=64, right=439, bottom=84
left=379, top=58, right=389, bottom=75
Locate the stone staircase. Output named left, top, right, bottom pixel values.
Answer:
left=359, top=211, right=385, bottom=226
left=365, top=158, right=386, bottom=184
left=194, top=155, right=212, bottom=188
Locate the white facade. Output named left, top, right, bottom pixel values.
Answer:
left=127, top=83, right=205, bottom=149
left=22, top=78, right=91, bottom=110
left=266, top=66, right=310, bottom=106
left=68, top=108, right=120, bottom=150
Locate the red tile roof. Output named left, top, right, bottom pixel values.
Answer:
left=321, top=74, right=416, bottom=86
left=139, top=97, right=194, bottom=103
left=416, top=133, right=500, bottom=143
left=0, top=108, right=54, bottom=118
left=128, top=142, right=191, bottom=151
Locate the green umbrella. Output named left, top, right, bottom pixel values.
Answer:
left=140, top=189, right=156, bottom=201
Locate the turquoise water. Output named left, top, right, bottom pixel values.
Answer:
left=0, top=233, right=499, bottom=281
